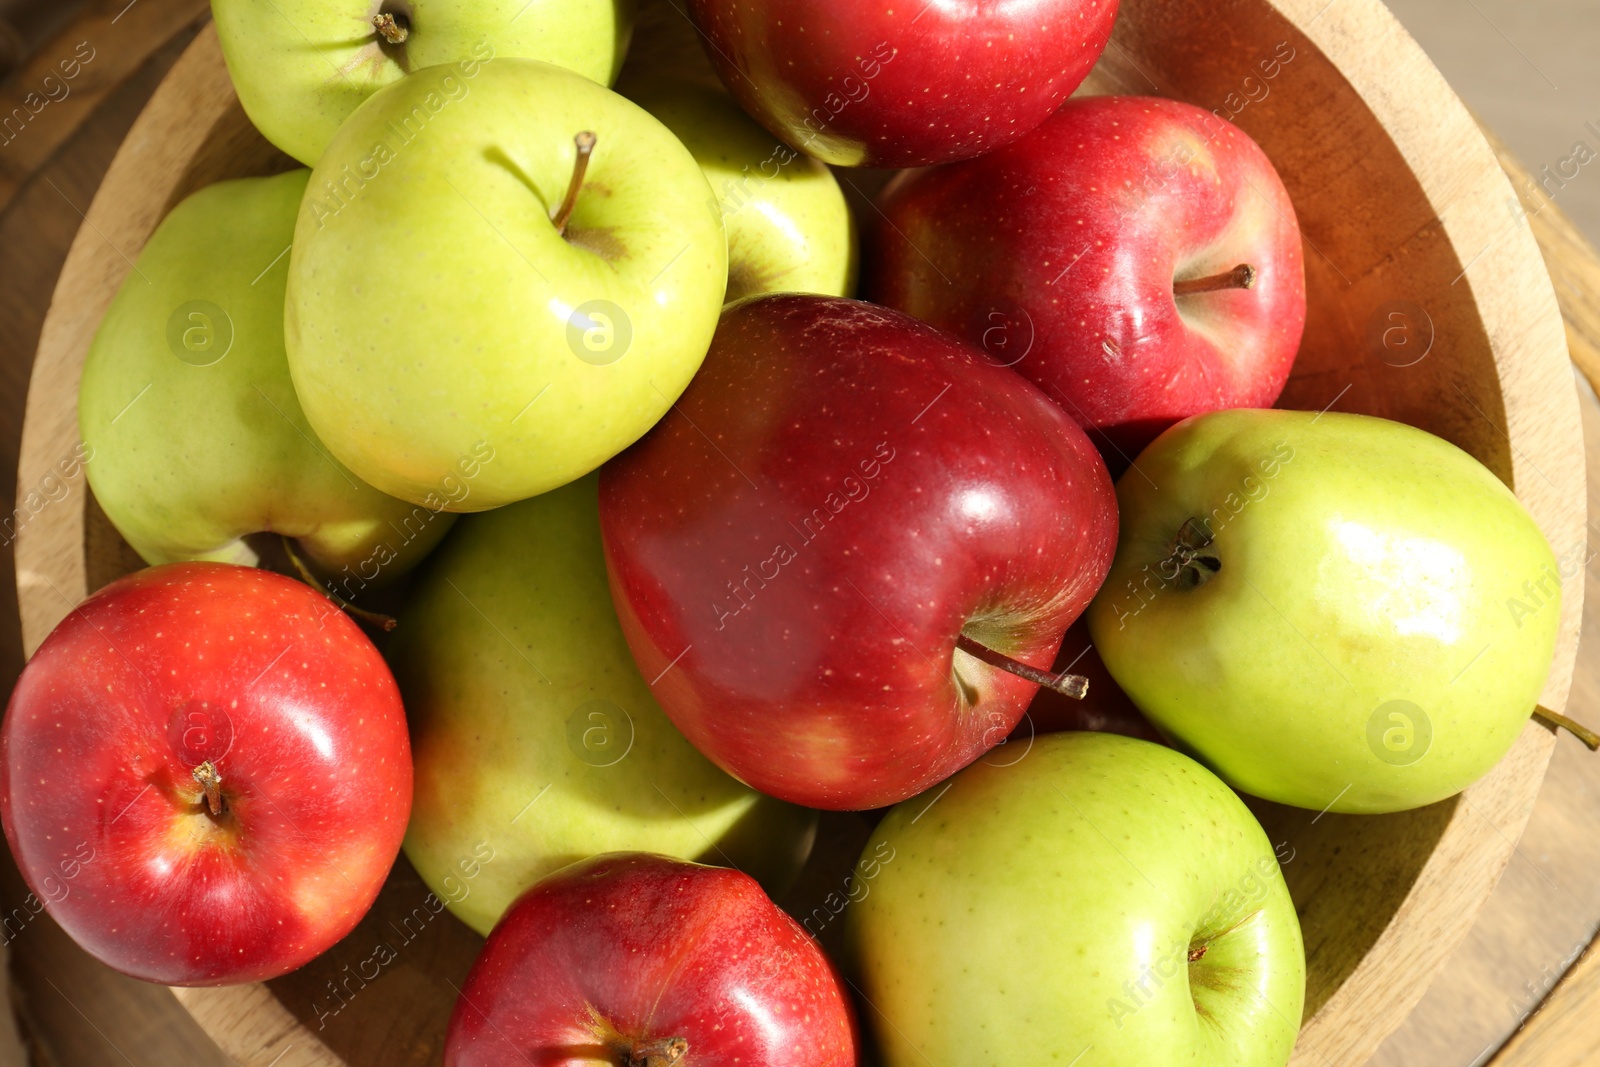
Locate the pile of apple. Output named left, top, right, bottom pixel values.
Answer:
left=0, top=1, right=1569, bottom=1064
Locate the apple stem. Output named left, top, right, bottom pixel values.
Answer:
left=955, top=634, right=1089, bottom=700
left=280, top=537, right=398, bottom=632
left=371, top=12, right=409, bottom=45
left=1174, top=263, right=1257, bottom=296
left=551, top=131, right=597, bottom=237
left=192, top=761, right=225, bottom=816
left=626, top=1037, right=688, bottom=1067
left=1535, top=705, right=1600, bottom=751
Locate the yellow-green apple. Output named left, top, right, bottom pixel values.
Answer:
left=0, top=562, right=412, bottom=984
left=685, top=0, right=1119, bottom=167
left=80, top=170, right=454, bottom=589
left=619, top=76, right=856, bottom=301
left=446, top=852, right=858, bottom=1067
left=210, top=0, right=633, bottom=165
left=286, top=59, right=727, bottom=511
left=844, top=732, right=1304, bottom=1067
left=391, top=474, right=815, bottom=935
left=1087, top=409, right=1563, bottom=813
left=600, top=294, right=1118, bottom=810
left=869, top=95, right=1306, bottom=464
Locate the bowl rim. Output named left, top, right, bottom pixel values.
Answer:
left=12, top=3, right=1585, bottom=1064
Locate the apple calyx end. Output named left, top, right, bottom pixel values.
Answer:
left=1160, top=517, right=1221, bottom=590
left=192, top=760, right=225, bottom=817
left=1187, top=942, right=1209, bottom=963
left=1173, top=263, right=1257, bottom=297
left=954, top=634, right=1090, bottom=701
left=551, top=131, right=598, bottom=238
left=626, top=1036, right=688, bottom=1067
left=371, top=12, right=409, bottom=45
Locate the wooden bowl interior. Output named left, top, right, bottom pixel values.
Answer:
left=23, top=0, right=1585, bottom=1064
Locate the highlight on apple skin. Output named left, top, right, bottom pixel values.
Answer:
left=685, top=0, right=1121, bottom=168
left=844, top=731, right=1305, bottom=1067
left=79, top=168, right=455, bottom=584
left=285, top=59, right=729, bottom=513
left=444, top=851, right=859, bottom=1067
left=599, top=293, right=1118, bottom=811
left=211, top=0, right=634, bottom=165
left=1087, top=408, right=1564, bottom=814
left=869, top=94, right=1306, bottom=465
left=0, top=562, right=412, bottom=985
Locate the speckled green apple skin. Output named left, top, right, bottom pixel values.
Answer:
left=211, top=0, right=634, bottom=165
left=285, top=59, right=727, bottom=511
left=79, top=170, right=453, bottom=578
left=1087, top=409, right=1562, bottom=814
left=391, top=474, right=815, bottom=935
left=623, top=77, right=856, bottom=301
left=845, top=732, right=1304, bottom=1067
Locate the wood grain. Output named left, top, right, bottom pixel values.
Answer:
left=5, top=4, right=1588, bottom=1067
left=0, top=0, right=209, bottom=212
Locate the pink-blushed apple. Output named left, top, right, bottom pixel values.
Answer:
left=445, top=852, right=858, bottom=1067
left=0, top=562, right=411, bottom=985
left=599, top=294, right=1117, bottom=811
left=868, top=94, right=1307, bottom=464
left=684, top=0, right=1120, bottom=167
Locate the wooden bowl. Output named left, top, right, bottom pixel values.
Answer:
left=14, top=1, right=1585, bottom=1064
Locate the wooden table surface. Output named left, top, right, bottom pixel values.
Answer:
left=1, top=4, right=1598, bottom=1065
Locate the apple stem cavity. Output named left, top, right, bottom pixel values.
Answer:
left=280, top=536, right=398, bottom=632
left=955, top=634, right=1089, bottom=700
left=1174, top=263, right=1257, bottom=297
left=192, top=760, right=225, bottom=817
left=1534, top=705, right=1600, bottom=751
left=626, top=1037, right=688, bottom=1067
left=551, top=131, right=598, bottom=237
left=371, top=12, right=409, bottom=45
left=1160, top=517, right=1222, bottom=589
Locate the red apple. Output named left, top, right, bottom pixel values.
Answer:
left=445, top=852, right=858, bottom=1067
left=684, top=0, right=1120, bottom=167
left=599, top=294, right=1117, bottom=810
left=867, top=94, right=1307, bottom=463
left=0, top=562, right=411, bottom=985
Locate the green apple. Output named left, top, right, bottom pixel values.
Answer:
left=79, top=169, right=454, bottom=588
left=391, top=473, right=816, bottom=935
left=210, top=0, right=634, bottom=165
left=286, top=58, right=727, bottom=511
left=621, top=76, right=856, bottom=301
left=845, top=732, right=1305, bottom=1066
left=1086, top=408, right=1563, bottom=814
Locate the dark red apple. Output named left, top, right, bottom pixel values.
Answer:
left=868, top=94, right=1307, bottom=463
left=684, top=0, right=1120, bottom=168
left=445, top=852, right=858, bottom=1067
left=0, top=562, right=411, bottom=985
left=599, top=294, right=1117, bottom=810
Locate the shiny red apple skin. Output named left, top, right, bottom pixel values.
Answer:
left=868, top=94, right=1307, bottom=463
left=599, top=294, right=1117, bottom=810
left=446, top=852, right=858, bottom=1067
left=0, top=562, right=411, bottom=985
left=684, top=0, right=1120, bottom=168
